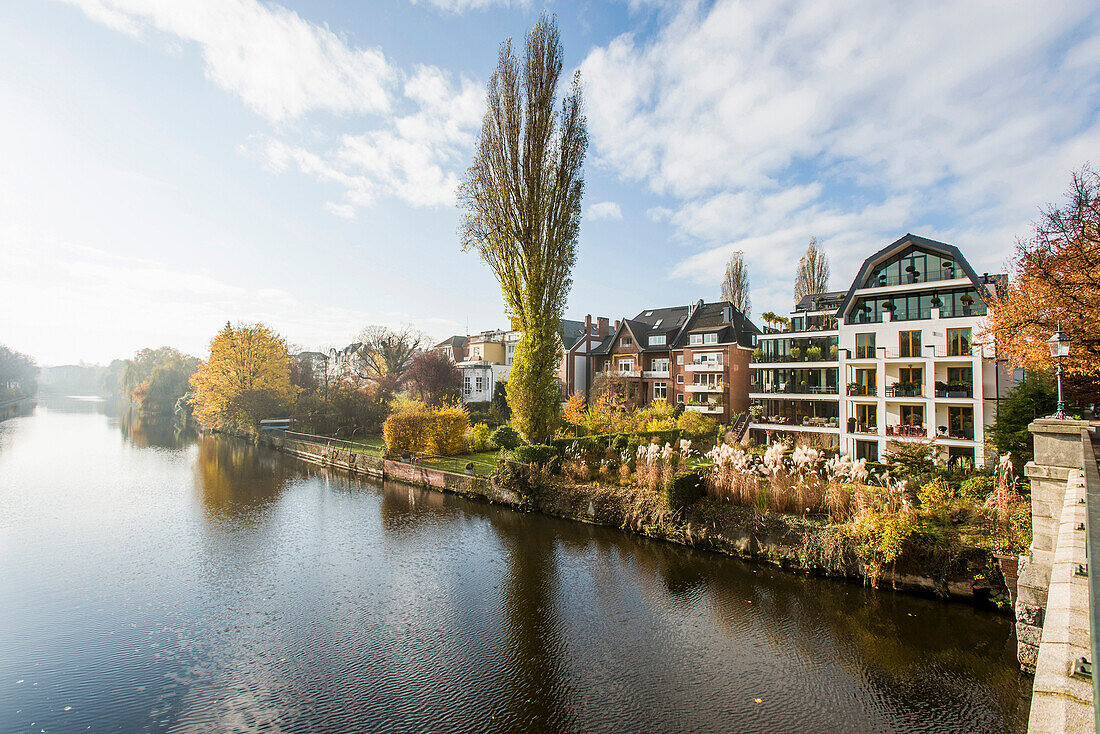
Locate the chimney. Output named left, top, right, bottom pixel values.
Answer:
left=585, top=314, right=592, bottom=331
left=613, top=319, right=620, bottom=332
left=597, top=316, right=609, bottom=336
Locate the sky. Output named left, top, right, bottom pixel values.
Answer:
left=2, top=0, right=1099, bottom=366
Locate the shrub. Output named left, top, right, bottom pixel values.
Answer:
left=806, top=346, right=823, bottom=361
left=424, top=405, right=469, bottom=456
left=677, top=410, right=715, bottom=438
left=466, top=423, right=496, bottom=452
left=491, top=424, right=521, bottom=450
left=959, top=474, right=995, bottom=503
left=513, top=443, right=560, bottom=466
left=666, top=469, right=706, bottom=511
left=849, top=509, right=917, bottom=588
left=917, top=477, right=955, bottom=523
left=383, top=409, right=429, bottom=455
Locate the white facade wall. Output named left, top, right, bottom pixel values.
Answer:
left=458, top=362, right=509, bottom=403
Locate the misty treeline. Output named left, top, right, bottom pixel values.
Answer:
left=102, top=347, right=201, bottom=415
left=0, top=344, right=38, bottom=402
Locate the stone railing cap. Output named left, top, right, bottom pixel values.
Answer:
left=1028, top=418, right=1092, bottom=435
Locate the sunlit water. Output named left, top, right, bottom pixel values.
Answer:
left=0, top=399, right=1030, bottom=733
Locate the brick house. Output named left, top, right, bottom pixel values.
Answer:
left=590, top=300, right=759, bottom=423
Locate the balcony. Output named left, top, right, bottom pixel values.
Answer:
left=685, top=361, right=724, bottom=372
left=885, top=383, right=923, bottom=398
left=643, top=370, right=670, bottom=378
left=606, top=369, right=640, bottom=378
left=753, top=384, right=838, bottom=395
left=685, top=382, right=723, bottom=393
left=846, top=384, right=879, bottom=397
left=934, top=426, right=975, bottom=441
left=885, top=424, right=928, bottom=439
left=686, top=404, right=723, bottom=414
left=849, top=422, right=878, bottom=435
left=934, top=381, right=973, bottom=398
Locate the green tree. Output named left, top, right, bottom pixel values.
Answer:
left=120, top=347, right=200, bottom=414
left=459, top=16, right=587, bottom=443
left=988, top=371, right=1057, bottom=469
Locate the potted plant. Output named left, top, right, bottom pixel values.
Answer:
left=938, top=425, right=947, bottom=436
left=935, top=380, right=949, bottom=396
left=753, top=347, right=764, bottom=361
left=848, top=417, right=857, bottom=432
left=905, top=264, right=918, bottom=283
left=830, top=345, right=839, bottom=359
left=806, top=346, right=823, bottom=361
left=930, top=295, right=942, bottom=309
left=789, top=346, right=802, bottom=360
left=960, top=293, right=974, bottom=316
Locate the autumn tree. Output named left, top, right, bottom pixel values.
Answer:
left=406, top=349, right=462, bottom=406
left=190, top=322, right=298, bottom=434
left=120, top=347, right=200, bottom=414
left=793, top=237, right=830, bottom=303
left=988, top=166, right=1100, bottom=390
left=720, top=251, right=751, bottom=315
left=459, top=16, right=587, bottom=443
left=354, top=326, right=425, bottom=388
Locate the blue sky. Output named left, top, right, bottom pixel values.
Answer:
left=3, top=0, right=1099, bottom=365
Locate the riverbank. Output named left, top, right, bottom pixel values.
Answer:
left=260, top=430, right=1012, bottom=607
left=0, top=395, right=36, bottom=423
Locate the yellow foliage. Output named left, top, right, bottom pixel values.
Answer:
left=425, top=405, right=470, bottom=455
left=563, top=392, right=586, bottom=427
left=189, top=322, right=297, bottom=434
left=383, top=400, right=469, bottom=456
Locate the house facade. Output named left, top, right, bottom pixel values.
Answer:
left=590, top=300, right=759, bottom=423
left=749, top=234, right=1014, bottom=466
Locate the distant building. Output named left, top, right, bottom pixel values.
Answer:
left=432, top=336, right=468, bottom=364
left=590, top=300, right=760, bottom=423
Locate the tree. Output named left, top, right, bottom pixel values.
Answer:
left=119, top=347, right=200, bottom=414
left=0, top=344, right=37, bottom=401
left=759, top=311, right=790, bottom=331
left=353, top=326, right=425, bottom=387
left=189, top=322, right=298, bottom=434
left=987, top=371, right=1058, bottom=470
left=793, top=237, right=830, bottom=303
left=490, top=380, right=511, bottom=424
left=406, top=350, right=462, bottom=406
left=458, top=16, right=587, bottom=443
left=988, top=166, right=1100, bottom=391
left=720, top=251, right=751, bottom=315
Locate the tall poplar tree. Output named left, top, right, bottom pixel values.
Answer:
left=793, top=237, right=831, bottom=303
left=720, top=251, right=751, bottom=315
left=459, top=16, right=587, bottom=443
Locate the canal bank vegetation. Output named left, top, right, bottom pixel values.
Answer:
left=104, top=346, right=200, bottom=416
left=0, top=343, right=37, bottom=403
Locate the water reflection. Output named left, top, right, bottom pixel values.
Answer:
left=194, top=433, right=290, bottom=520
left=118, top=407, right=196, bottom=449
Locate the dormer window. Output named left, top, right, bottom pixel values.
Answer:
left=648, top=335, right=666, bottom=346
left=689, top=334, right=702, bottom=346
left=703, top=333, right=718, bottom=344
left=620, top=336, right=632, bottom=347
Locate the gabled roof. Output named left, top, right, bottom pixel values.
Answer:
left=793, top=291, right=847, bottom=314
left=590, top=300, right=759, bottom=354
left=836, top=233, right=989, bottom=317
left=433, top=335, right=468, bottom=349
left=559, top=319, right=588, bottom=351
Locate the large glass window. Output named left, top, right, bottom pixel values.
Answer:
left=899, top=330, right=922, bottom=358
left=855, top=440, right=879, bottom=462
left=900, top=405, right=924, bottom=426
left=948, top=406, right=974, bottom=440
left=654, top=382, right=667, bottom=399
left=855, top=404, right=877, bottom=432
left=852, top=368, right=876, bottom=395
left=947, top=328, right=971, bottom=356
left=855, top=333, right=876, bottom=359
left=865, top=247, right=961, bottom=287
left=898, top=367, right=923, bottom=394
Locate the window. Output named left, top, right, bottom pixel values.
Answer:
left=677, top=393, right=684, bottom=404
left=463, top=376, right=471, bottom=395
left=617, top=359, right=634, bottom=373
left=855, top=333, right=876, bottom=359
left=654, top=382, right=667, bottom=399
left=899, top=330, right=921, bottom=358
left=948, top=406, right=974, bottom=440
left=677, top=374, right=684, bottom=384
left=689, top=334, right=703, bottom=346
left=900, top=405, right=924, bottom=426
left=620, top=336, right=633, bottom=347
left=898, top=367, right=922, bottom=394
left=947, top=327, right=971, bottom=357
left=475, top=376, right=484, bottom=393
left=855, top=440, right=878, bottom=462
left=856, top=404, right=877, bottom=432
left=703, top=333, right=718, bottom=344
left=947, top=366, right=973, bottom=386
left=651, top=358, right=669, bottom=373
left=654, top=319, right=663, bottom=327
left=648, top=335, right=666, bottom=346
left=854, top=368, right=876, bottom=395
left=677, top=354, right=684, bottom=365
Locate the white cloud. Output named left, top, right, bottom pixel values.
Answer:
left=323, top=202, right=357, bottom=220
left=60, top=0, right=395, bottom=122
left=588, top=201, right=623, bottom=220
left=580, top=0, right=1100, bottom=316
left=408, top=0, right=526, bottom=13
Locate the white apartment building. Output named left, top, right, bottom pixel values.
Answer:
left=750, top=234, right=1015, bottom=467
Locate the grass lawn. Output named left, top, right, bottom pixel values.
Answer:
left=421, top=450, right=505, bottom=476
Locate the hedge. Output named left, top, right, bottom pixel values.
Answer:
left=513, top=443, right=561, bottom=466
left=665, top=469, right=706, bottom=511
left=383, top=405, right=469, bottom=456
left=491, top=425, right=521, bottom=450
left=552, top=429, right=687, bottom=454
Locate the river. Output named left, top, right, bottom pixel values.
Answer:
left=0, top=398, right=1030, bottom=732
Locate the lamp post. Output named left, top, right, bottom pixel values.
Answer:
left=1047, top=325, right=1072, bottom=420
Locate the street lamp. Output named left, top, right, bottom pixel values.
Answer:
left=1047, top=325, right=1072, bottom=420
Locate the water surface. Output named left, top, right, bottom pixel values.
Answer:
left=0, top=399, right=1030, bottom=732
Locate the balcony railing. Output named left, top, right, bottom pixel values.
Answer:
left=850, top=423, right=878, bottom=435
left=864, top=268, right=964, bottom=287
left=643, top=369, right=670, bottom=378
left=934, top=427, right=975, bottom=440
left=934, top=383, right=974, bottom=398
left=885, top=384, right=923, bottom=398
left=846, top=384, right=878, bottom=397
left=753, top=385, right=839, bottom=395
left=685, top=382, right=723, bottom=393
left=685, top=361, right=724, bottom=371
left=885, top=424, right=927, bottom=438
left=686, top=404, right=723, bottom=414
left=751, top=351, right=839, bottom=364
